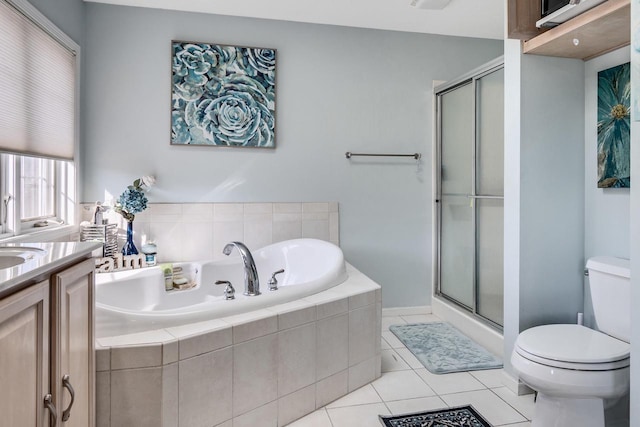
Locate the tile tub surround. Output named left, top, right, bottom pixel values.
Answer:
left=80, top=202, right=340, bottom=262
left=95, top=263, right=382, bottom=427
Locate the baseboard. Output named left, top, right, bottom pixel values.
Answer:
left=431, top=297, right=503, bottom=357
left=382, top=306, right=432, bottom=317
left=502, top=370, right=534, bottom=396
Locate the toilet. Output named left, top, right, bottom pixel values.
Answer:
left=511, top=256, right=630, bottom=427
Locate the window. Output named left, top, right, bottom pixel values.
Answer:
left=0, top=154, right=74, bottom=236
left=20, top=156, right=55, bottom=221
left=0, top=0, right=79, bottom=238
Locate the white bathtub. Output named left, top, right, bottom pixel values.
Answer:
left=95, top=238, right=348, bottom=337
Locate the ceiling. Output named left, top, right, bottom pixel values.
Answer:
left=84, top=0, right=505, bottom=40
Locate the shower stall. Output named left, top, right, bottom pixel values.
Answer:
left=434, top=58, right=504, bottom=329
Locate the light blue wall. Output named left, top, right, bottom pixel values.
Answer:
left=583, top=47, right=630, bottom=328
left=584, top=48, right=631, bottom=261
left=28, top=0, right=84, bottom=46
left=503, top=39, right=585, bottom=373
left=81, top=3, right=503, bottom=307
left=630, top=89, right=640, bottom=427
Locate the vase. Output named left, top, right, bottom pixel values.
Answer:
left=122, top=220, right=138, bottom=255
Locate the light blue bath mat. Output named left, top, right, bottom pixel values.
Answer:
left=389, top=322, right=502, bottom=374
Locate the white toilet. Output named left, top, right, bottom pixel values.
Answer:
left=511, top=256, right=630, bottom=427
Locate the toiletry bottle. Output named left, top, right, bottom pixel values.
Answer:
left=161, top=263, right=173, bottom=291
left=141, top=241, right=157, bottom=267
left=94, top=201, right=104, bottom=225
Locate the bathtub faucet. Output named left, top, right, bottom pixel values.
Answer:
left=222, top=242, right=260, bottom=296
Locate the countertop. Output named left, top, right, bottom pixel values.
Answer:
left=0, top=241, right=102, bottom=299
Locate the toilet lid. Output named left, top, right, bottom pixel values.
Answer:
left=516, top=324, right=630, bottom=364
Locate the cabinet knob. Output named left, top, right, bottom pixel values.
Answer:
left=62, top=374, right=75, bottom=422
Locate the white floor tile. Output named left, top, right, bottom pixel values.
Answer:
left=491, top=386, right=535, bottom=420
left=502, top=423, right=531, bottom=427
left=415, top=369, right=486, bottom=395
left=400, top=314, right=441, bottom=323
left=381, top=316, right=406, bottom=331
left=372, top=370, right=436, bottom=402
left=394, top=348, right=424, bottom=369
left=440, top=389, right=527, bottom=426
left=381, top=338, right=391, bottom=350
left=384, top=396, right=449, bottom=415
left=286, top=409, right=333, bottom=427
left=469, top=368, right=504, bottom=388
left=326, top=403, right=389, bottom=427
left=381, top=349, right=410, bottom=372
left=381, top=331, right=404, bottom=349
left=327, top=384, right=381, bottom=408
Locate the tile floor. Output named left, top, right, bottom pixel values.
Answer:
left=288, top=313, right=534, bottom=427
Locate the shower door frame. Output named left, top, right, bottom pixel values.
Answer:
left=433, top=57, right=504, bottom=331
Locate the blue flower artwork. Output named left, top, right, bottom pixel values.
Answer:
left=171, top=42, right=276, bottom=148
left=597, top=62, right=630, bottom=188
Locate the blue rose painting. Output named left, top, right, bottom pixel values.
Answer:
left=597, top=62, right=630, bottom=188
left=171, top=42, right=276, bottom=148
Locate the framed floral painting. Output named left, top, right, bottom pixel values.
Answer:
left=171, top=41, right=276, bottom=148
left=597, top=62, right=630, bottom=188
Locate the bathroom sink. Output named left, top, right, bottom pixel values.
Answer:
left=0, top=246, right=47, bottom=269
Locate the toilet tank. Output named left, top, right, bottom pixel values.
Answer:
left=586, top=256, right=631, bottom=343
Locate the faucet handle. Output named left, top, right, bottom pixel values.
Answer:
left=268, top=269, right=285, bottom=291
left=215, top=280, right=236, bottom=300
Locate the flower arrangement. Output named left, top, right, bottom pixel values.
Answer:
left=114, top=175, right=155, bottom=222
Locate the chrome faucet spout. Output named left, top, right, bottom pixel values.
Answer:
left=222, top=241, right=260, bottom=296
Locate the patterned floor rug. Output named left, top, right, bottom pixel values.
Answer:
left=389, top=322, right=502, bottom=374
left=379, top=405, right=493, bottom=427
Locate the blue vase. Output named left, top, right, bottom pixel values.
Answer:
left=122, top=220, right=138, bottom=255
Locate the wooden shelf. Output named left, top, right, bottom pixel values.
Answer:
left=521, top=0, right=630, bottom=61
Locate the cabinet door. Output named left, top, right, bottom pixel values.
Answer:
left=51, top=258, right=95, bottom=427
left=507, top=0, right=544, bottom=40
left=0, top=281, right=50, bottom=427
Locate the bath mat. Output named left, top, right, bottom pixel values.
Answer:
left=379, top=405, right=493, bottom=427
left=389, top=322, right=502, bottom=374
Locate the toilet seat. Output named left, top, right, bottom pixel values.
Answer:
left=515, top=324, right=630, bottom=371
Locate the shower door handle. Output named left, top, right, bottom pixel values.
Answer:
left=466, top=194, right=503, bottom=207
left=465, top=195, right=503, bottom=199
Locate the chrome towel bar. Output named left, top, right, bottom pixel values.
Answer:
left=345, top=152, right=421, bottom=160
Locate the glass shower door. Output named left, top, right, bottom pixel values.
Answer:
left=436, top=63, right=504, bottom=328
left=439, top=82, right=474, bottom=309
left=476, top=68, right=504, bottom=325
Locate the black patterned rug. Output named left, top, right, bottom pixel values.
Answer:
left=379, top=405, right=493, bottom=427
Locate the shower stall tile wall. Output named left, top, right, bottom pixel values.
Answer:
left=80, top=202, right=340, bottom=261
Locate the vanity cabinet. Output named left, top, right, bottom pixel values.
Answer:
left=0, top=257, right=95, bottom=427
left=51, top=258, right=96, bottom=427
left=0, top=280, right=50, bottom=427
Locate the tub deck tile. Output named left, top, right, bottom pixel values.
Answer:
left=111, top=343, right=163, bottom=370
left=233, top=334, right=279, bottom=417
left=166, top=319, right=232, bottom=360
left=229, top=310, right=279, bottom=344
left=268, top=301, right=317, bottom=330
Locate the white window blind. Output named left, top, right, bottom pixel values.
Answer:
left=0, top=0, right=76, bottom=160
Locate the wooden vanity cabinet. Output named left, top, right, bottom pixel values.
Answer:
left=0, top=257, right=95, bottom=427
left=0, top=280, right=50, bottom=427
left=51, top=258, right=96, bottom=427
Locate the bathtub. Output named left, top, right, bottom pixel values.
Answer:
left=94, top=239, right=382, bottom=427
left=95, top=238, right=348, bottom=338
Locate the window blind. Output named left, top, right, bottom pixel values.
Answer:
left=0, top=0, right=76, bottom=160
